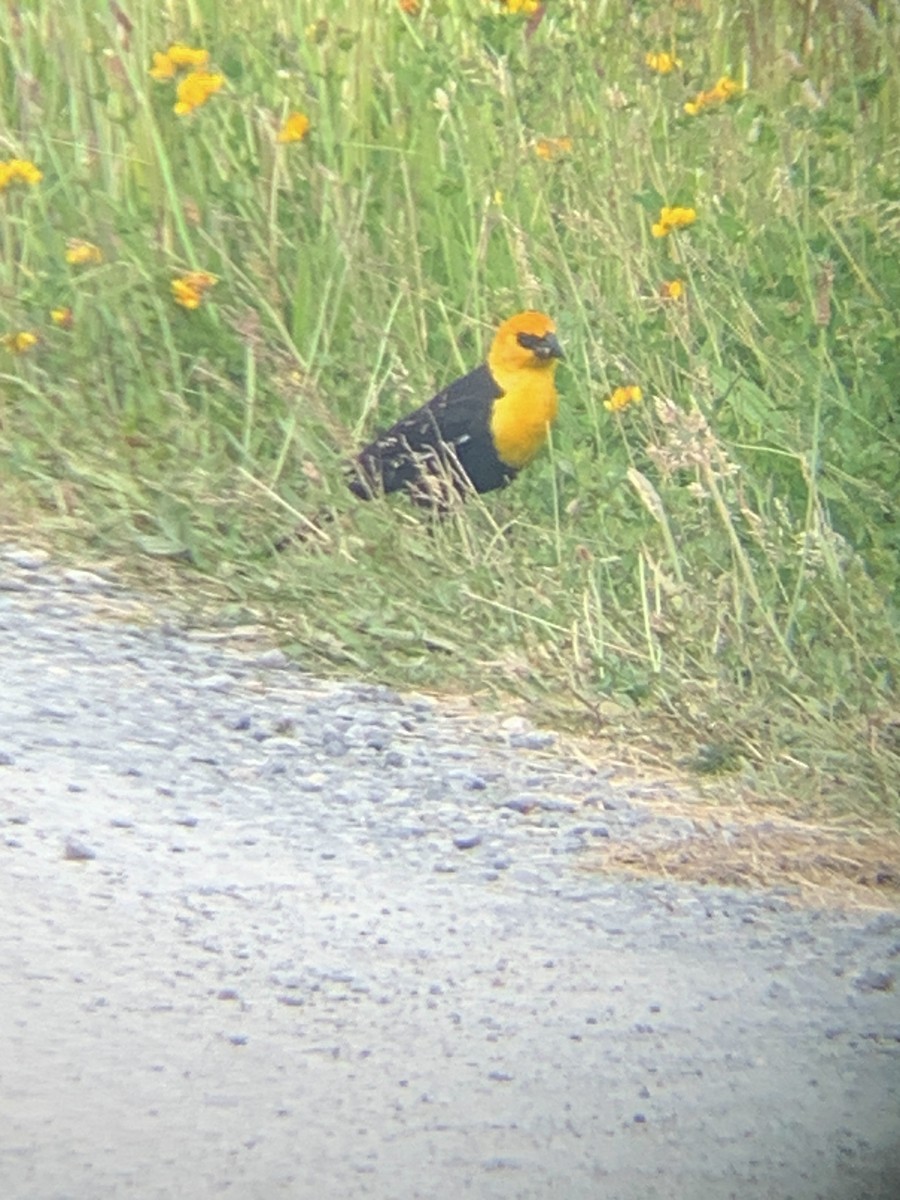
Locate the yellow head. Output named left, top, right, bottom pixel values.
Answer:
left=486, top=311, right=564, bottom=470
left=487, top=310, right=564, bottom=389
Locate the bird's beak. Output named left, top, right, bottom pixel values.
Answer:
left=539, top=333, right=564, bottom=361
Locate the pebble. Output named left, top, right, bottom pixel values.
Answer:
left=195, top=673, right=235, bottom=692
left=253, top=648, right=291, bottom=669
left=503, top=796, right=538, bottom=814
left=3, top=547, right=50, bottom=570
left=62, top=568, right=114, bottom=591
left=853, top=968, right=895, bottom=993
left=323, top=734, right=349, bottom=758
left=452, top=832, right=482, bottom=851
left=64, top=836, right=97, bottom=861
left=534, top=797, right=578, bottom=814
left=508, top=731, right=557, bottom=750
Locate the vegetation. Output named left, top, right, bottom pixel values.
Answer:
left=1, top=0, right=897, bottom=817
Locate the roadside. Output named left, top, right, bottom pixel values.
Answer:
left=1, top=545, right=898, bottom=1200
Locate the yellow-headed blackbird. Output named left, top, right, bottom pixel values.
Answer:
left=348, top=310, right=564, bottom=507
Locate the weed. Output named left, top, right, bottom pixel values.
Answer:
left=1, top=0, right=897, bottom=817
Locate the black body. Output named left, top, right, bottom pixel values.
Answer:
left=348, top=364, right=517, bottom=504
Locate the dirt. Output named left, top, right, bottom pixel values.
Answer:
left=1, top=545, right=898, bottom=1200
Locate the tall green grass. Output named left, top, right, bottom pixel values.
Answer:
left=1, top=0, right=897, bottom=816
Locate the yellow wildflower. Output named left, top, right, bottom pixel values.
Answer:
left=534, top=136, right=573, bottom=160
left=398, top=0, right=421, bottom=12
left=149, top=52, right=177, bottom=80
left=149, top=44, right=209, bottom=80
left=51, top=306, right=74, bottom=328
left=172, top=270, right=218, bottom=309
left=645, top=51, right=681, bottom=75
left=167, top=44, right=210, bottom=69
left=496, top=0, right=541, bottom=13
left=604, top=385, right=643, bottom=413
left=651, top=205, right=697, bottom=237
left=660, top=279, right=685, bottom=300
left=0, top=158, right=43, bottom=191
left=65, top=239, right=104, bottom=266
left=173, top=70, right=225, bottom=116
left=684, top=75, right=741, bottom=116
left=276, top=112, right=311, bottom=144
left=2, top=330, right=39, bottom=354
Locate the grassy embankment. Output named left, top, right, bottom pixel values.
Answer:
left=1, top=0, right=898, bottom=817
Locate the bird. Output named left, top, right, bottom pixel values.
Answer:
left=348, top=310, right=564, bottom=508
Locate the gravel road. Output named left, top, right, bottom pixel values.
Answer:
left=1, top=544, right=898, bottom=1200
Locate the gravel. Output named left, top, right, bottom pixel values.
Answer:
left=0, top=544, right=898, bottom=1200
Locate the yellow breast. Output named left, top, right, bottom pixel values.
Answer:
left=489, top=373, right=559, bottom=469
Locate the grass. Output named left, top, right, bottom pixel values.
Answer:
left=1, top=0, right=898, bottom=820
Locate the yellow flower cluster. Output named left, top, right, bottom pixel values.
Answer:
left=66, top=239, right=104, bottom=266
left=6, top=242, right=107, bottom=350
left=645, top=51, right=681, bottom=75
left=174, top=70, right=226, bottom=116
left=660, top=279, right=685, bottom=300
left=149, top=44, right=210, bottom=80
left=496, top=0, right=542, bottom=13
left=684, top=75, right=741, bottom=116
left=534, top=136, right=573, bottom=160
left=641, top=54, right=731, bottom=297
left=148, top=42, right=310, bottom=140
left=604, top=386, right=643, bottom=413
left=51, top=306, right=74, bottom=328
left=651, top=205, right=697, bottom=238
left=2, top=330, right=39, bottom=354
left=171, top=270, right=218, bottom=310
left=149, top=44, right=225, bottom=116
left=277, top=112, right=311, bottom=144
left=0, top=158, right=42, bottom=192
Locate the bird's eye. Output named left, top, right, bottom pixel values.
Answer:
left=516, top=331, right=544, bottom=352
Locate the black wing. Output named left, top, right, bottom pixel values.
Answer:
left=349, top=364, right=516, bottom=502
